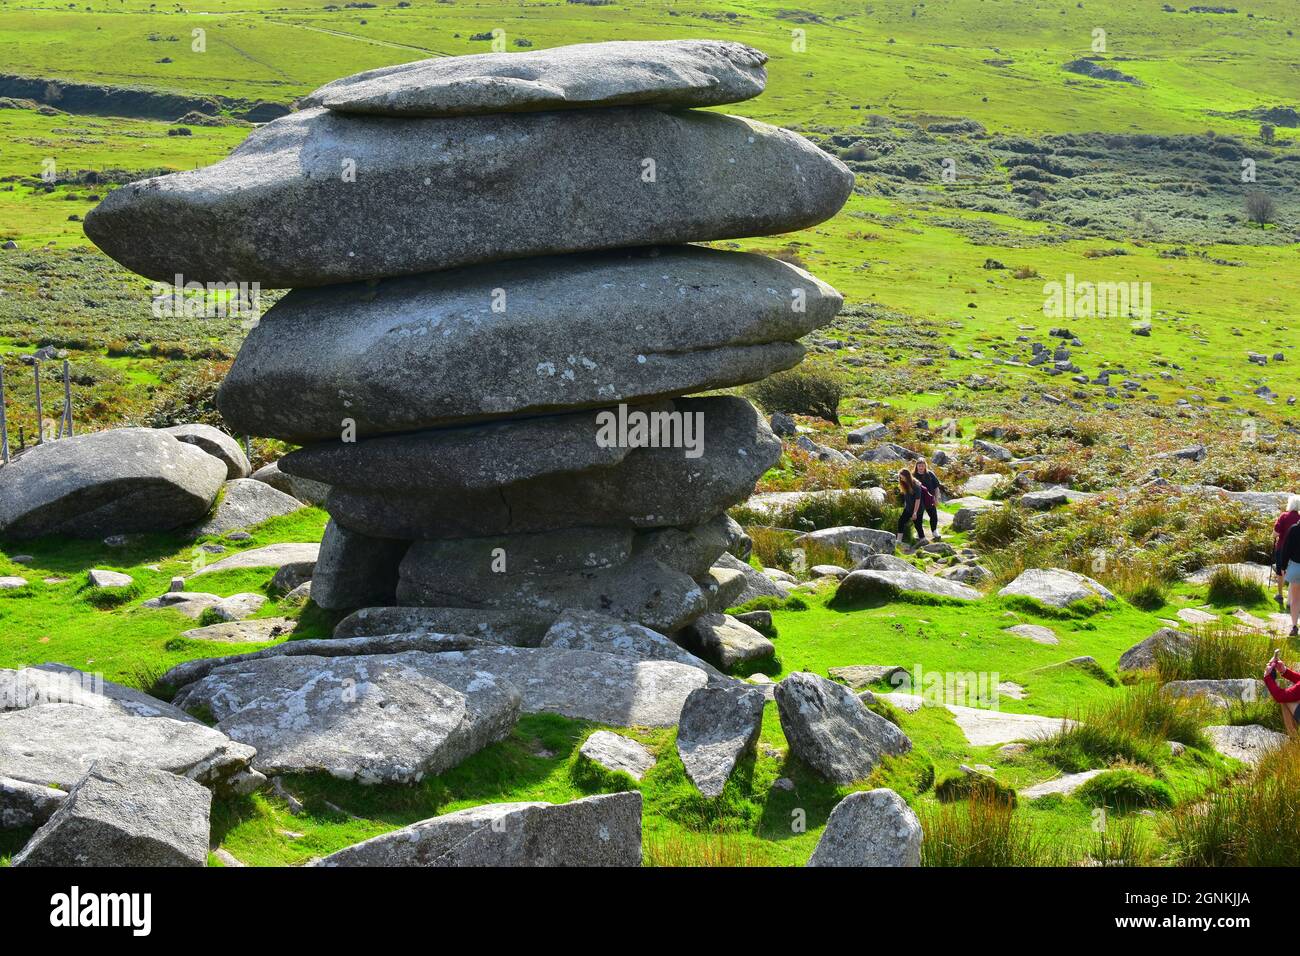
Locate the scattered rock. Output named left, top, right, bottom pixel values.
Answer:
left=675, top=684, right=765, bottom=797
left=997, top=568, right=1115, bottom=608
left=1204, top=724, right=1288, bottom=765
left=806, top=788, right=922, bottom=867
left=1005, top=623, right=1060, bottom=645
left=775, top=672, right=911, bottom=784
left=162, top=423, right=251, bottom=480
left=678, top=612, right=775, bottom=669
left=578, top=731, right=655, bottom=782
left=190, top=478, right=305, bottom=537
left=836, top=568, right=981, bottom=603
left=828, top=664, right=908, bottom=690
left=87, top=568, right=133, bottom=589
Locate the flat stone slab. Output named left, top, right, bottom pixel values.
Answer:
left=1185, top=563, right=1274, bottom=587
left=171, top=652, right=522, bottom=784
left=304, top=39, right=767, bottom=117
left=1176, top=607, right=1219, bottom=625
left=679, top=613, right=775, bottom=670
left=539, top=609, right=718, bottom=676
left=191, top=542, right=320, bottom=577
left=218, top=249, right=841, bottom=440
left=0, top=663, right=199, bottom=723
left=314, top=791, right=642, bottom=867
left=180, top=618, right=296, bottom=644
left=88, top=569, right=133, bottom=589
left=578, top=731, right=655, bottom=782
left=961, top=474, right=1006, bottom=497
left=1163, top=679, right=1264, bottom=706
left=159, top=631, right=501, bottom=691
left=881, top=694, right=1070, bottom=746
left=142, top=590, right=264, bottom=621
left=0, top=703, right=257, bottom=794
left=87, top=107, right=852, bottom=289
left=1, top=775, right=67, bottom=829
left=13, top=760, right=211, bottom=867
left=998, top=568, right=1115, bottom=608
left=333, top=606, right=553, bottom=646
left=1005, top=623, right=1059, bottom=645
left=828, top=665, right=908, bottom=689
left=0, top=428, right=225, bottom=540
left=1020, top=769, right=1104, bottom=800
left=1205, top=724, right=1289, bottom=765
left=163, top=423, right=251, bottom=480
left=1118, top=627, right=1193, bottom=671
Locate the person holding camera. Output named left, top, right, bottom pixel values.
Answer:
left=1264, top=650, right=1300, bottom=736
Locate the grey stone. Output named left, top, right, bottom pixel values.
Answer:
left=270, top=560, right=314, bottom=594
left=190, top=478, right=304, bottom=537
left=250, top=461, right=330, bottom=505
left=836, top=568, right=981, bottom=603
left=775, top=672, right=912, bottom=784
left=190, top=541, right=320, bottom=577
left=678, top=613, right=775, bottom=670
left=1005, top=623, right=1060, bottom=646
left=733, top=610, right=773, bottom=633
left=0, top=576, right=27, bottom=589
left=828, top=665, right=908, bottom=690
left=701, top=564, right=748, bottom=614
left=396, top=521, right=724, bottom=633
left=676, top=684, right=765, bottom=797
left=1021, top=769, right=1104, bottom=800
left=1, top=775, right=67, bottom=829
left=13, top=761, right=211, bottom=867
left=180, top=617, right=296, bottom=644
left=1118, top=627, right=1193, bottom=671
left=713, top=551, right=789, bottom=605
left=578, top=731, right=655, bottom=781
left=1163, top=679, right=1263, bottom=706
left=0, top=428, right=225, bottom=540
left=306, top=398, right=780, bottom=537
left=0, top=704, right=257, bottom=795
left=312, top=520, right=409, bottom=610
left=314, top=792, right=641, bottom=867
left=0, top=663, right=199, bottom=723
left=846, top=422, right=888, bottom=444
left=86, top=107, right=853, bottom=289
left=741, top=488, right=885, bottom=520
left=998, top=568, right=1115, bottom=608
left=217, top=248, right=842, bottom=440
left=305, top=39, right=766, bottom=117
left=87, top=568, right=132, bottom=589
left=332, top=606, right=554, bottom=646
left=794, top=525, right=894, bottom=555
left=159, top=631, right=504, bottom=691
left=540, top=609, right=717, bottom=675
left=852, top=553, right=914, bottom=574
left=1204, top=724, right=1288, bottom=765
left=973, top=439, right=1012, bottom=462
left=162, top=423, right=251, bottom=479
left=807, top=789, right=922, bottom=867
left=140, top=590, right=253, bottom=619
left=961, top=473, right=1006, bottom=497
left=171, top=652, right=521, bottom=784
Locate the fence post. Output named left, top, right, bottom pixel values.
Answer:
left=62, top=358, right=73, bottom=437
left=0, top=365, right=8, bottom=464
left=32, top=359, right=43, bottom=444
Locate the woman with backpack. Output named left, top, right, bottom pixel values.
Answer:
left=913, top=457, right=943, bottom=540
left=895, top=468, right=932, bottom=545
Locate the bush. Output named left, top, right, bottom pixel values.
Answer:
left=1076, top=767, right=1175, bottom=811
left=1164, top=738, right=1300, bottom=866
left=745, top=361, right=844, bottom=424
left=920, top=792, right=1063, bottom=866
left=1205, top=567, right=1268, bottom=607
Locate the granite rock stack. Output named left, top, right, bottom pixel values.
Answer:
left=85, top=39, right=853, bottom=639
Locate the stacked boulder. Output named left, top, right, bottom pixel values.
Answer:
left=84, top=39, right=852, bottom=643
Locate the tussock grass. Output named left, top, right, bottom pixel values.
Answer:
left=1205, top=567, right=1268, bottom=607
left=1154, top=622, right=1275, bottom=683
left=1076, top=766, right=1176, bottom=811
left=1163, top=738, right=1300, bottom=866
left=934, top=771, right=1018, bottom=806
left=644, top=830, right=763, bottom=867
left=920, top=792, right=1064, bottom=867
left=1088, top=817, right=1158, bottom=867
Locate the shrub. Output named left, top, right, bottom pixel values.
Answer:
left=920, top=792, right=1063, bottom=866
left=970, top=505, right=1030, bottom=549
left=82, top=581, right=141, bottom=609
left=1076, top=767, right=1175, bottom=811
left=1164, top=738, right=1300, bottom=866
left=745, top=361, right=844, bottom=424
left=1205, top=566, right=1268, bottom=606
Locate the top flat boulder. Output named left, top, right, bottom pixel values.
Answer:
left=83, top=106, right=853, bottom=288
left=303, top=39, right=767, bottom=118
left=0, top=428, right=226, bottom=540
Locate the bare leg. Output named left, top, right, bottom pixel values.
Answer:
left=1288, top=581, right=1300, bottom=633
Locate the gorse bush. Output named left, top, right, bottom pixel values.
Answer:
left=1205, top=567, right=1268, bottom=607
left=745, top=361, right=844, bottom=424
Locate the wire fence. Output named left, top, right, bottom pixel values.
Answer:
left=0, top=358, right=75, bottom=465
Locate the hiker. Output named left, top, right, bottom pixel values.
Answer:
left=1274, top=496, right=1300, bottom=610
left=1277, top=514, right=1300, bottom=636
left=1263, top=651, right=1300, bottom=736
left=912, top=457, right=943, bottom=539
left=895, top=467, right=930, bottom=545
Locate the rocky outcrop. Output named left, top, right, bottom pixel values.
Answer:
left=775, top=672, right=912, bottom=784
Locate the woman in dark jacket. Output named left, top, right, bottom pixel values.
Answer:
left=1278, top=519, right=1300, bottom=637
left=913, top=457, right=942, bottom=539
left=895, top=468, right=928, bottom=544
